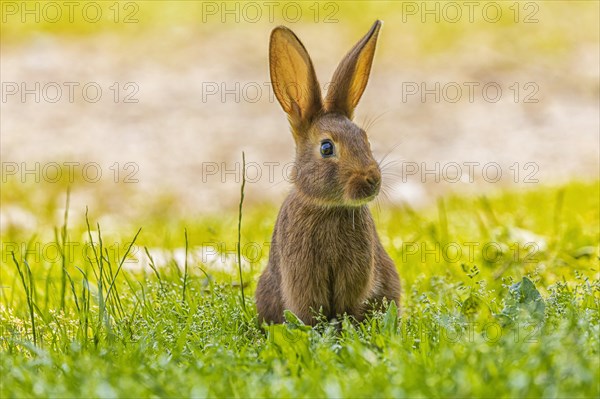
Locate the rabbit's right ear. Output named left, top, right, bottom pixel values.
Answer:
left=270, top=26, right=323, bottom=135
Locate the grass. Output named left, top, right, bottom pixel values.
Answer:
left=1, top=180, right=599, bottom=397
left=2, top=1, right=598, bottom=63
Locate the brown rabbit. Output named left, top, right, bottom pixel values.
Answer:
left=255, top=20, right=401, bottom=326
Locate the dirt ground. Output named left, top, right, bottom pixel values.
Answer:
left=1, top=20, right=598, bottom=224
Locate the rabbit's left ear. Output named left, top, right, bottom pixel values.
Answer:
left=325, top=20, right=382, bottom=119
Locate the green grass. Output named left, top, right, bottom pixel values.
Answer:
left=2, top=1, right=597, bottom=62
left=1, top=180, right=599, bottom=397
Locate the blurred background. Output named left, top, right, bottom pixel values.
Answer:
left=1, top=0, right=598, bottom=231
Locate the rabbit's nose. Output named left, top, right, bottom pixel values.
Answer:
left=365, top=174, right=381, bottom=191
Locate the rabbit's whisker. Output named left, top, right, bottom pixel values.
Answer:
left=377, top=141, right=403, bottom=168
left=361, top=110, right=390, bottom=132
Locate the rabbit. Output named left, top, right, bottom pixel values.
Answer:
left=255, top=20, right=401, bottom=326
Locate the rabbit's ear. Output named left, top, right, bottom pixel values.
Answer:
left=325, top=20, right=382, bottom=119
left=270, top=26, right=323, bottom=134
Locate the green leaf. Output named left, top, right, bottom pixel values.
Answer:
left=501, top=277, right=546, bottom=322
left=461, top=295, right=480, bottom=318
left=283, top=310, right=311, bottom=331
left=382, top=301, right=399, bottom=335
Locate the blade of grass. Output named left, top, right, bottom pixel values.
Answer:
left=103, top=247, right=125, bottom=321
left=85, top=208, right=108, bottom=342
left=58, top=187, right=71, bottom=311
left=144, top=246, right=164, bottom=290
left=65, top=270, right=81, bottom=315
left=237, top=151, right=247, bottom=312
left=23, top=235, right=38, bottom=306
left=44, top=264, right=53, bottom=313
left=75, top=266, right=90, bottom=346
left=11, top=252, right=36, bottom=346
left=182, top=228, right=189, bottom=303
left=105, top=228, right=142, bottom=302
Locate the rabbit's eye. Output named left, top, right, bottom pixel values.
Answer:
left=320, top=140, right=335, bottom=158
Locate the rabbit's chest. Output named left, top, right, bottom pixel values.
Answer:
left=317, top=222, right=374, bottom=275
left=312, top=221, right=376, bottom=312
left=285, top=209, right=376, bottom=294
left=275, top=203, right=379, bottom=317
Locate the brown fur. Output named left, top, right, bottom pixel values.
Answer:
left=256, top=21, right=401, bottom=325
